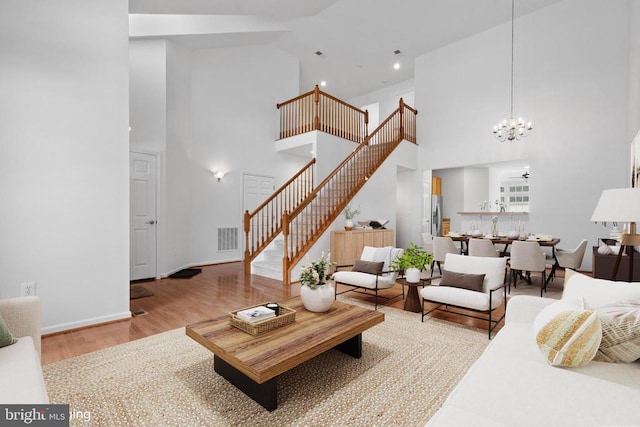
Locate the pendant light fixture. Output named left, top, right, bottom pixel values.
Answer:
left=493, top=0, right=533, bottom=142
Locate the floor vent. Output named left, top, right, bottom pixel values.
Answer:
left=132, top=309, right=148, bottom=317
left=218, top=227, right=239, bottom=251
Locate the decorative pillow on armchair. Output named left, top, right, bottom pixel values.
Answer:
left=352, top=260, right=384, bottom=275
left=533, top=297, right=602, bottom=367
left=439, top=269, right=485, bottom=292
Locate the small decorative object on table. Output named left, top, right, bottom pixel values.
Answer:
left=230, top=303, right=296, bottom=335
left=391, top=243, right=433, bottom=283
left=265, top=302, right=279, bottom=316
left=299, top=252, right=335, bottom=312
left=491, top=216, right=499, bottom=237
left=343, top=203, right=361, bottom=231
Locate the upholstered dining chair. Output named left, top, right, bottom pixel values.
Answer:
left=422, top=233, right=434, bottom=256
left=333, top=246, right=404, bottom=309
left=550, top=239, right=588, bottom=280
left=468, top=238, right=500, bottom=257
left=431, top=237, right=460, bottom=276
left=509, top=240, right=547, bottom=296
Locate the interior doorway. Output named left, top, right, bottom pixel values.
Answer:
left=130, top=151, right=158, bottom=281
left=243, top=173, right=275, bottom=213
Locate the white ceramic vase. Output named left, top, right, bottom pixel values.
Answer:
left=344, top=219, right=354, bottom=231
left=405, top=267, right=421, bottom=283
left=300, top=283, right=335, bottom=312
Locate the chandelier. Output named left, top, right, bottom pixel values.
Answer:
left=493, top=0, right=533, bottom=142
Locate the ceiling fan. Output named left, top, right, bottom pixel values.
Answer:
left=509, top=169, right=530, bottom=180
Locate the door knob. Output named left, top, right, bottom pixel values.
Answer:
left=146, top=220, right=156, bottom=225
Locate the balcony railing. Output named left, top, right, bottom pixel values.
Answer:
left=276, top=85, right=369, bottom=143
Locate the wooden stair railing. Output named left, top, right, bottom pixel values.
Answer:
left=276, top=85, right=369, bottom=143
left=243, top=158, right=316, bottom=275
left=281, top=99, right=417, bottom=284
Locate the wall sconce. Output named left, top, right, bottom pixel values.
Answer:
left=213, top=171, right=226, bottom=182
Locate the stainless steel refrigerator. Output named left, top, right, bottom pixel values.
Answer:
left=431, top=195, right=443, bottom=237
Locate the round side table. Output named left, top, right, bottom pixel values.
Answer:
left=396, top=275, right=435, bottom=313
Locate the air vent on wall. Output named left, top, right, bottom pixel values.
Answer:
left=218, top=227, right=239, bottom=252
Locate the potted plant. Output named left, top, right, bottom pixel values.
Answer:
left=391, top=243, right=433, bottom=283
left=299, top=252, right=335, bottom=312
left=343, top=203, right=361, bottom=231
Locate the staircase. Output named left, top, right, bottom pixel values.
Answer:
left=244, top=87, right=418, bottom=283
left=251, top=236, right=285, bottom=280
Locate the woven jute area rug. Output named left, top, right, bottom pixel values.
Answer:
left=42, top=300, right=488, bottom=426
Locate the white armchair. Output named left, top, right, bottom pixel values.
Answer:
left=333, top=246, right=404, bottom=309
left=421, top=254, right=507, bottom=339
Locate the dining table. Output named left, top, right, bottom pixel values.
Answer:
left=447, top=234, right=561, bottom=285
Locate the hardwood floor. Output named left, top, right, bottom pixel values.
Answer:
left=41, top=261, right=564, bottom=365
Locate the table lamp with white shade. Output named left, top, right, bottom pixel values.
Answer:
left=591, top=188, right=640, bottom=280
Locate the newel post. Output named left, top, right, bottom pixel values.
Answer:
left=398, top=97, right=405, bottom=141
left=364, top=109, right=369, bottom=140
left=243, top=210, right=251, bottom=276
left=282, top=211, right=291, bottom=285
left=313, top=85, right=320, bottom=131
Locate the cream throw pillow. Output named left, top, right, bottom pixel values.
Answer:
left=533, top=297, right=602, bottom=367
left=593, top=302, right=640, bottom=363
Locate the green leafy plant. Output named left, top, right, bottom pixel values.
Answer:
left=390, top=243, right=433, bottom=272
left=299, top=252, right=333, bottom=289
left=343, top=203, right=361, bottom=220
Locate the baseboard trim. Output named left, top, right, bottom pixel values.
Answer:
left=42, top=311, right=132, bottom=335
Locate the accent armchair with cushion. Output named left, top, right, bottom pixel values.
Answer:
left=333, top=246, right=404, bottom=309
left=421, top=253, right=507, bottom=339
left=0, top=296, right=49, bottom=403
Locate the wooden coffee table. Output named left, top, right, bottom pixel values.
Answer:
left=186, top=296, right=384, bottom=411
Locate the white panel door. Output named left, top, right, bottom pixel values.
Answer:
left=130, top=152, right=157, bottom=281
left=243, top=173, right=275, bottom=213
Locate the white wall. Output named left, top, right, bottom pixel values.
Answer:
left=0, top=0, right=130, bottom=332
left=348, top=79, right=416, bottom=126
left=165, top=41, right=192, bottom=274
left=188, top=44, right=302, bottom=265
left=415, top=0, right=632, bottom=270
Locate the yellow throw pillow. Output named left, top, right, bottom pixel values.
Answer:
left=533, top=297, right=602, bottom=367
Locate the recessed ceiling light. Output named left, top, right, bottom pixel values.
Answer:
left=393, top=63, right=400, bottom=70
left=320, top=81, right=327, bottom=87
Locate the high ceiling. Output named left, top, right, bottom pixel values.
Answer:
left=129, top=0, right=565, bottom=99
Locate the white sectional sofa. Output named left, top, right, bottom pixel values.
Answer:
left=0, top=296, right=49, bottom=403
left=427, top=270, right=640, bottom=426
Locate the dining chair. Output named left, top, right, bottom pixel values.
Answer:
left=431, top=237, right=459, bottom=276
left=552, top=239, right=589, bottom=278
left=422, top=233, right=434, bottom=256
left=509, top=240, right=547, bottom=296
left=468, top=238, right=500, bottom=258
